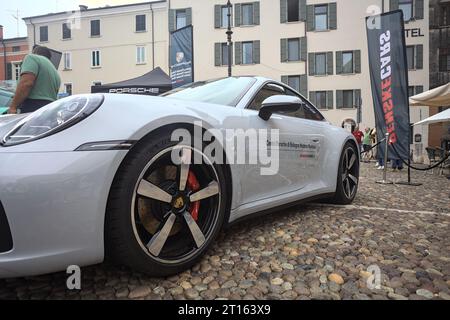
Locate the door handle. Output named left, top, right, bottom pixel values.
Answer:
left=311, top=139, right=320, bottom=143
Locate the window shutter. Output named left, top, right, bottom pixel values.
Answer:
left=215, top=43, right=221, bottom=66
left=253, top=40, right=261, bottom=64
left=215, top=5, right=221, bottom=28
left=235, top=42, right=242, bottom=65
left=6, top=63, right=12, bottom=80
left=307, top=5, right=315, bottom=31
left=308, top=53, right=315, bottom=75
left=253, top=2, right=260, bottom=25
left=299, top=0, right=307, bottom=21
left=336, top=90, right=343, bottom=108
left=354, top=89, right=362, bottom=107
left=280, top=39, right=288, bottom=62
left=390, top=0, right=399, bottom=10
left=327, top=91, right=334, bottom=109
left=300, top=37, right=307, bottom=61
left=354, top=50, right=361, bottom=73
left=281, top=75, right=288, bottom=85
left=310, top=92, right=317, bottom=105
left=235, top=4, right=242, bottom=27
left=329, top=3, right=337, bottom=30
left=336, top=51, right=343, bottom=74
left=280, top=0, right=287, bottom=23
left=300, top=75, right=307, bottom=97
left=416, top=45, right=423, bottom=69
left=169, top=9, right=176, bottom=32
left=415, top=86, right=424, bottom=94
left=415, top=0, right=424, bottom=19
left=327, top=52, right=334, bottom=75
left=186, top=8, right=192, bottom=26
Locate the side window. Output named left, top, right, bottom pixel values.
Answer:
left=248, top=84, right=285, bottom=111
left=248, top=83, right=324, bottom=121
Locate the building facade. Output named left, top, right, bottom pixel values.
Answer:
left=23, top=1, right=169, bottom=96
left=22, top=0, right=430, bottom=159
left=429, top=0, right=450, bottom=150
left=0, top=26, right=29, bottom=84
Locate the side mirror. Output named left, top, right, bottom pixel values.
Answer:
left=258, top=95, right=303, bottom=121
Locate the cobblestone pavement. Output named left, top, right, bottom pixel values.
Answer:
left=1, top=163, right=449, bottom=300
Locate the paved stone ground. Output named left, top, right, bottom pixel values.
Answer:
left=1, top=163, right=449, bottom=300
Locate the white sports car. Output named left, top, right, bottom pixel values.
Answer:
left=0, top=77, right=359, bottom=278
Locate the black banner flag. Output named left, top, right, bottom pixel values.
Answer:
left=170, top=25, right=194, bottom=88
left=366, top=10, right=410, bottom=161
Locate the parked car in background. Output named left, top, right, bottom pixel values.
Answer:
left=0, top=88, right=13, bottom=115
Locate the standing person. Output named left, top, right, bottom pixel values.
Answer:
left=362, top=128, right=372, bottom=162
left=8, top=45, right=61, bottom=114
left=352, top=126, right=364, bottom=153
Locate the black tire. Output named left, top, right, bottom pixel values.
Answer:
left=331, top=142, right=359, bottom=205
left=105, top=130, right=227, bottom=277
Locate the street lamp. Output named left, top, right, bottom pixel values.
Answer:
left=226, top=0, right=233, bottom=77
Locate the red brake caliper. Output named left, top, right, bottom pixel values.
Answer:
left=187, top=171, right=200, bottom=221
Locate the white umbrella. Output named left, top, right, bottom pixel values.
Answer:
left=414, top=108, right=450, bottom=126
left=409, top=83, right=450, bottom=107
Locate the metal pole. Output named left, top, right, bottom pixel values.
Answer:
left=226, top=0, right=233, bottom=77
left=376, top=132, right=393, bottom=184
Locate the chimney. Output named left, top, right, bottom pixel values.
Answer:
left=79, top=5, right=88, bottom=11
left=0, top=25, right=3, bottom=40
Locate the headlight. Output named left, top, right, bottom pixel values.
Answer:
left=1, top=94, right=104, bottom=146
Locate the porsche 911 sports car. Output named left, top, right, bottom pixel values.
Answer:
left=0, top=77, right=359, bottom=278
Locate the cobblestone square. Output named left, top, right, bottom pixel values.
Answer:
left=1, top=163, right=449, bottom=300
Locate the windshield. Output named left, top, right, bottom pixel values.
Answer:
left=162, top=77, right=256, bottom=106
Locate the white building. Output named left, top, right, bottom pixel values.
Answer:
left=23, top=0, right=430, bottom=159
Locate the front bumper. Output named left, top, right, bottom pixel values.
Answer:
left=0, top=149, right=127, bottom=278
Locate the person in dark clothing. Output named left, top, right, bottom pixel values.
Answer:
left=8, top=46, right=61, bottom=114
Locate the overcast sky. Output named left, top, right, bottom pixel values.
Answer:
left=0, top=0, right=141, bottom=39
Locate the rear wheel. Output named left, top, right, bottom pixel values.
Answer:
left=331, top=142, right=359, bottom=204
left=105, top=132, right=227, bottom=276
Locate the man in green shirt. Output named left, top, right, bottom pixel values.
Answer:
left=8, top=45, right=61, bottom=114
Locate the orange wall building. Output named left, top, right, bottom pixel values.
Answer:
left=0, top=26, right=29, bottom=82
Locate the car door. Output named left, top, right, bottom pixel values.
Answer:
left=239, top=83, right=327, bottom=205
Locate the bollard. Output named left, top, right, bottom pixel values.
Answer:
left=376, top=132, right=393, bottom=185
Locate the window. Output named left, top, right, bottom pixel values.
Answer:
left=12, top=62, right=21, bottom=81
left=442, top=3, right=450, bottom=26
left=12, top=46, right=20, bottom=52
left=63, top=52, right=72, bottom=70
left=91, top=20, right=100, bottom=37
left=314, top=5, right=328, bottom=31
left=242, top=42, right=253, bottom=65
left=408, top=86, right=415, bottom=97
left=407, top=46, right=415, bottom=70
left=242, top=3, right=254, bottom=25
left=136, top=15, right=146, bottom=32
left=92, top=50, right=101, bottom=67
left=287, top=75, right=300, bottom=92
left=176, top=10, right=187, bottom=29
left=439, top=53, right=450, bottom=71
left=287, top=0, right=300, bottom=22
left=221, top=43, right=230, bottom=66
left=249, top=84, right=286, bottom=111
left=40, top=26, right=48, bottom=42
left=136, top=46, right=146, bottom=64
left=315, top=53, right=327, bottom=75
left=343, top=90, right=354, bottom=108
left=62, top=23, right=71, bottom=39
left=342, top=51, right=354, bottom=74
left=315, top=91, right=327, bottom=109
left=288, top=38, right=300, bottom=61
left=221, top=6, right=232, bottom=28
left=64, top=83, right=73, bottom=96
left=399, top=0, right=413, bottom=21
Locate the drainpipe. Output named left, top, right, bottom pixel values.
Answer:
left=151, top=3, right=155, bottom=69
left=0, top=25, right=6, bottom=80
left=30, top=18, right=36, bottom=47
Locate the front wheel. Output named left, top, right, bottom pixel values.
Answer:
left=105, top=132, right=227, bottom=276
left=331, top=142, right=359, bottom=204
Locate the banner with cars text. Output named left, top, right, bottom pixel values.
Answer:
left=366, top=10, right=410, bottom=160
left=170, top=25, right=194, bottom=88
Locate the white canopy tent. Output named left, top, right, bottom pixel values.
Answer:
left=409, top=83, right=450, bottom=107
left=414, top=108, right=450, bottom=126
